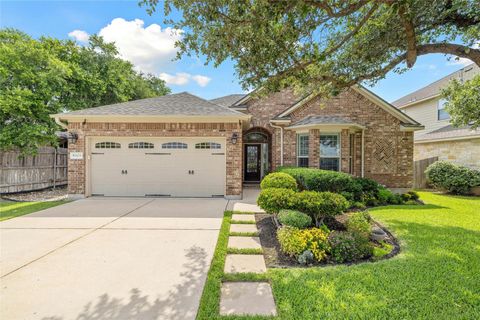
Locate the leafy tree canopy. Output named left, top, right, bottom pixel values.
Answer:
left=0, top=29, right=170, bottom=154
left=141, top=0, right=479, bottom=95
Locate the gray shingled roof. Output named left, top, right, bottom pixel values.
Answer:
left=416, top=124, right=480, bottom=141
left=393, top=64, right=479, bottom=108
left=55, top=92, right=244, bottom=116
left=210, top=94, right=246, bottom=107
left=289, top=115, right=360, bottom=127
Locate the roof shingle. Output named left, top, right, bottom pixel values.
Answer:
left=210, top=94, right=246, bottom=108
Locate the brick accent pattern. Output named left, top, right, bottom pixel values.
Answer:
left=244, top=88, right=414, bottom=188
left=67, top=122, right=242, bottom=197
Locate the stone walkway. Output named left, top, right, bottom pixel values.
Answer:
left=220, top=210, right=277, bottom=316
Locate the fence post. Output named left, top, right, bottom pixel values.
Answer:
left=53, top=147, right=57, bottom=189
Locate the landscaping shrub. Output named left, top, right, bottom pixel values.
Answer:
left=425, top=161, right=480, bottom=194
left=260, top=172, right=297, bottom=191
left=257, top=188, right=296, bottom=214
left=346, top=211, right=372, bottom=237
left=277, top=226, right=330, bottom=262
left=377, top=187, right=397, bottom=205
left=293, top=191, right=349, bottom=226
left=407, top=190, right=420, bottom=200
left=328, top=231, right=373, bottom=263
left=401, top=193, right=412, bottom=202
left=278, top=209, right=312, bottom=229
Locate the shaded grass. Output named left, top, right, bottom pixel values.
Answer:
left=0, top=201, right=67, bottom=221
left=198, top=193, right=480, bottom=319
left=227, top=248, right=263, bottom=255
left=230, top=220, right=256, bottom=224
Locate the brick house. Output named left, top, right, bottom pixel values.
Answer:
left=52, top=86, right=423, bottom=199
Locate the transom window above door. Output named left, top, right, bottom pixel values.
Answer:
left=195, top=142, right=221, bottom=149
left=320, top=134, right=340, bottom=171
left=128, top=142, right=154, bottom=149
left=162, top=142, right=188, bottom=149
left=244, top=132, right=268, bottom=143
left=95, top=142, right=121, bottom=149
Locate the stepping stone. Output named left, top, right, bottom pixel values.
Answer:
left=231, top=214, right=256, bottom=222
left=225, top=254, right=267, bottom=274
left=228, top=236, right=261, bottom=249
left=220, top=282, right=277, bottom=316
left=233, top=202, right=265, bottom=213
left=230, top=224, right=258, bottom=233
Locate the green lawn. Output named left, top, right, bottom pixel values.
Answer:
left=197, top=192, right=480, bottom=319
left=0, top=201, right=67, bottom=221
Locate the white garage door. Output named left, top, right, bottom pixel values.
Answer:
left=90, top=137, right=226, bottom=197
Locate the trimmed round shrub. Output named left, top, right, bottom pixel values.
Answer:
left=426, top=161, right=480, bottom=194
left=277, top=226, right=330, bottom=262
left=377, top=187, right=397, bottom=205
left=260, top=172, right=297, bottom=190
left=407, top=190, right=420, bottom=200
left=346, top=211, right=371, bottom=237
left=278, top=209, right=312, bottom=229
left=401, top=193, right=412, bottom=202
left=293, top=191, right=349, bottom=226
left=257, top=188, right=296, bottom=214
left=329, top=231, right=373, bottom=263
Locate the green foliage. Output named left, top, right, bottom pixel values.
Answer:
left=257, top=188, right=296, bottom=213
left=407, top=191, right=420, bottom=200
left=346, top=211, right=372, bottom=237
left=425, top=161, right=480, bottom=194
left=442, top=74, right=480, bottom=129
left=277, top=226, right=330, bottom=262
left=278, top=209, right=312, bottom=229
left=377, top=187, right=397, bottom=205
left=328, top=231, right=373, bottom=263
left=260, top=172, right=297, bottom=190
left=293, top=191, right=349, bottom=226
left=372, top=242, right=394, bottom=260
left=0, top=28, right=170, bottom=154
left=140, top=0, right=480, bottom=101
left=401, top=193, right=412, bottom=202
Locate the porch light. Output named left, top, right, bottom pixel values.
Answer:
left=67, top=132, right=78, bottom=144
left=231, top=133, right=239, bottom=144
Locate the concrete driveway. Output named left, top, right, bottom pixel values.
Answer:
left=0, top=197, right=227, bottom=320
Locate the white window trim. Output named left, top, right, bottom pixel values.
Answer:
left=296, top=133, right=309, bottom=167
left=319, top=133, right=341, bottom=172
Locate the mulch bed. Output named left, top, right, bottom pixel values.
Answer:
left=255, top=213, right=400, bottom=268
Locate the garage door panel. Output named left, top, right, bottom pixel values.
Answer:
left=90, top=137, right=226, bottom=197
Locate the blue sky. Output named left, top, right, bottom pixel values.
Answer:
left=0, top=0, right=472, bottom=101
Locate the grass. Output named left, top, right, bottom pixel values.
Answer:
left=197, top=192, right=480, bottom=319
left=0, top=200, right=67, bottom=221
left=230, top=220, right=256, bottom=224
left=229, top=231, right=260, bottom=237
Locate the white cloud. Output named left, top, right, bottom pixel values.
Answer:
left=159, top=72, right=192, bottom=85
left=447, top=57, right=472, bottom=67
left=192, top=75, right=211, bottom=87
left=160, top=72, right=212, bottom=87
left=68, top=30, right=89, bottom=43
left=98, top=18, right=182, bottom=74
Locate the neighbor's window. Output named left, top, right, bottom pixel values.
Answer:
left=195, top=142, right=221, bottom=149
left=296, top=134, right=309, bottom=167
left=95, top=142, right=121, bottom=149
left=320, top=134, right=340, bottom=171
left=437, top=99, right=450, bottom=121
left=128, top=142, right=154, bottom=149
left=162, top=142, right=188, bottom=149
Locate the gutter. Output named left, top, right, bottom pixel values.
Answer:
left=54, top=117, right=68, bottom=130
left=361, top=129, right=365, bottom=178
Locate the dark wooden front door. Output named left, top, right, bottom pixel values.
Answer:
left=244, top=144, right=261, bottom=181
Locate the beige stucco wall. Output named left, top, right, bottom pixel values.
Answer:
left=415, top=138, right=480, bottom=169
left=401, top=97, right=450, bottom=137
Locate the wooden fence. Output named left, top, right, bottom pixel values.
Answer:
left=0, top=147, right=68, bottom=194
left=413, top=156, right=438, bottom=189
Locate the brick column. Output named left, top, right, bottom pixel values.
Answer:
left=340, top=129, right=350, bottom=173
left=309, top=129, right=320, bottom=168
left=67, top=124, right=86, bottom=198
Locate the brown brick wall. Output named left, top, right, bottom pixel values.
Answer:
left=243, top=88, right=415, bottom=188
left=67, top=122, right=243, bottom=197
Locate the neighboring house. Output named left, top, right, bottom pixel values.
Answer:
left=52, top=86, right=422, bottom=199
left=393, top=64, right=480, bottom=169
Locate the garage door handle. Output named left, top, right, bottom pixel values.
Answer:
left=188, top=170, right=195, bottom=175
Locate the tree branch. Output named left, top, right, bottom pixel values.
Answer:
left=303, top=0, right=370, bottom=17
left=416, top=43, right=480, bottom=65
left=398, top=5, right=417, bottom=68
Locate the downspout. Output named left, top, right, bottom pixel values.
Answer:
left=361, top=129, right=365, bottom=178
left=54, top=117, right=68, bottom=130
left=270, top=123, right=284, bottom=166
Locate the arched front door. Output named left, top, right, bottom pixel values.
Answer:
left=243, top=129, right=271, bottom=183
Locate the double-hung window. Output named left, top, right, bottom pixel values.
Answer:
left=437, top=99, right=450, bottom=121
left=296, top=134, right=309, bottom=167
left=320, top=133, right=340, bottom=171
